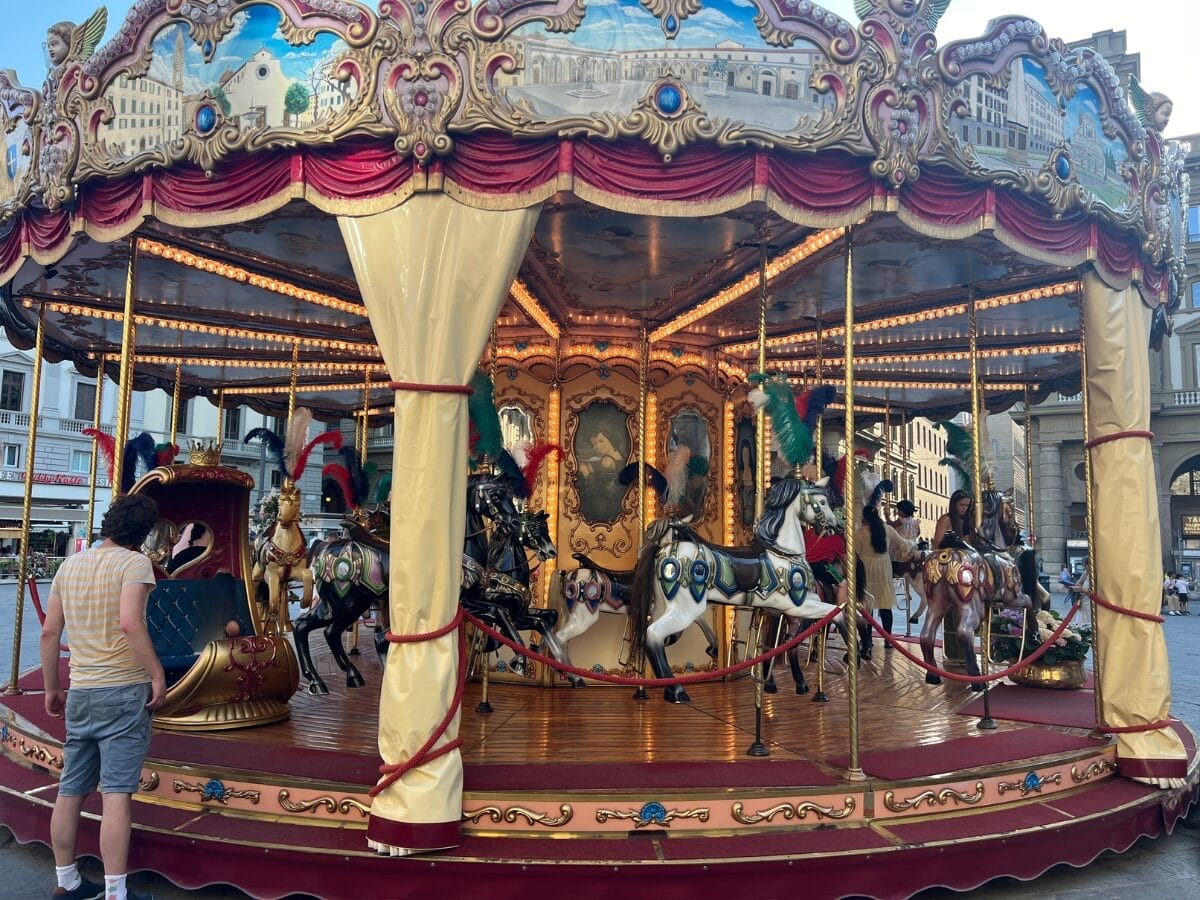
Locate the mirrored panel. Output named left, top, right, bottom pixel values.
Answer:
left=735, top=417, right=756, bottom=526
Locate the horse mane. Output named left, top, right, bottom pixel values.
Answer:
left=754, top=477, right=804, bottom=549
left=1017, top=547, right=1040, bottom=601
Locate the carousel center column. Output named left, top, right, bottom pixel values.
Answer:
left=1080, top=269, right=1185, bottom=782
left=339, top=196, right=541, bottom=854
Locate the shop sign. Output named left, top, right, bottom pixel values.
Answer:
left=1182, top=514, right=1200, bottom=537
left=0, top=471, right=88, bottom=486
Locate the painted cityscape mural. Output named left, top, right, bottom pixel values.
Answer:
left=99, top=4, right=354, bottom=160
left=495, top=0, right=836, bottom=131
left=951, top=57, right=1135, bottom=211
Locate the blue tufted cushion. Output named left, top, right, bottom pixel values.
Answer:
left=147, top=573, right=254, bottom=681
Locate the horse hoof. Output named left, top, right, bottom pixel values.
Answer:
left=924, top=673, right=942, bottom=685
left=307, top=682, right=329, bottom=695
left=705, top=645, right=719, bottom=660
left=764, top=679, right=778, bottom=695
left=971, top=683, right=985, bottom=693
left=569, top=677, right=585, bottom=689
left=664, top=687, right=690, bottom=704
left=347, top=676, right=365, bottom=689
left=348, top=648, right=361, bottom=657
left=796, top=682, right=810, bottom=696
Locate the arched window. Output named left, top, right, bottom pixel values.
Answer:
left=1170, top=456, right=1200, bottom=495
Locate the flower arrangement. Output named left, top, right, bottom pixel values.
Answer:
left=254, top=489, right=281, bottom=529
left=991, top=608, right=1092, bottom=666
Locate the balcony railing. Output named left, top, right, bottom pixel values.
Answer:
left=1173, top=390, right=1200, bottom=407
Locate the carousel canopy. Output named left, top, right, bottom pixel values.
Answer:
left=0, top=0, right=1188, bottom=422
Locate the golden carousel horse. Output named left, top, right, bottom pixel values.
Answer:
left=252, top=479, right=313, bottom=634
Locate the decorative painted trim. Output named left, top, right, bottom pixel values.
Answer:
left=730, top=797, right=856, bottom=824
left=139, top=771, right=160, bottom=792
left=595, top=801, right=709, bottom=828
left=998, top=771, right=1063, bottom=796
left=882, top=782, right=985, bottom=813
left=173, top=778, right=261, bottom=805
left=462, top=804, right=574, bottom=827
left=278, top=789, right=370, bottom=817
left=1070, top=760, right=1118, bottom=784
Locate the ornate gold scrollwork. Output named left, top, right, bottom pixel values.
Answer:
left=997, top=771, right=1062, bottom=796
left=730, top=796, right=856, bottom=824
left=1070, top=760, right=1117, bottom=784
left=172, top=778, right=261, bottom=805
left=278, top=788, right=370, bottom=817
left=139, top=772, right=160, bottom=792
left=596, top=803, right=709, bottom=828
left=881, top=781, right=985, bottom=813
left=462, top=803, right=574, bottom=827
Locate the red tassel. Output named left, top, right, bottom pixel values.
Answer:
left=322, top=463, right=354, bottom=508
left=83, top=428, right=116, bottom=483
left=522, top=442, right=563, bottom=497
left=292, top=431, right=343, bottom=480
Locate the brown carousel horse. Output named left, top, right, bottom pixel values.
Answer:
left=920, top=488, right=1037, bottom=690
left=252, top=480, right=313, bottom=634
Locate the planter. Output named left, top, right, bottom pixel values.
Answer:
left=1008, top=658, right=1086, bottom=690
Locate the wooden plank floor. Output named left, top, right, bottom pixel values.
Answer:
left=207, top=624, right=1026, bottom=769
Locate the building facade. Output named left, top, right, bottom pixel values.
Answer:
left=100, top=29, right=186, bottom=157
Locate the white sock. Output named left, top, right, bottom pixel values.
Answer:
left=54, top=863, right=81, bottom=891
left=104, top=874, right=127, bottom=900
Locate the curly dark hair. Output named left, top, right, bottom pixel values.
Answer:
left=100, top=494, right=160, bottom=549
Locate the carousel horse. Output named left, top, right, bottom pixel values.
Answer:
left=297, top=505, right=390, bottom=694
left=920, top=487, right=1036, bottom=690
left=251, top=480, right=312, bottom=634
left=629, top=476, right=845, bottom=703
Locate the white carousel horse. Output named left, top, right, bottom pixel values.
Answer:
left=251, top=480, right=312, bottom=635
left=628, top=477, right=844, bottom=703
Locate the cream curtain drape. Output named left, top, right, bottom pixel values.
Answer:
left=339, top=196, right=541, bottom=853
left=1082, top=270, right=1186, bottom=784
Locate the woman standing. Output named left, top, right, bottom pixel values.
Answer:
left=855, top=505, right=918, bottom=650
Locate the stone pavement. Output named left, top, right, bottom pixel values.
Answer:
left=0, top=589, right=1197, bottom=898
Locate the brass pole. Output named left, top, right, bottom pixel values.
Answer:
left=638, top=324, right=649, bottom=539
left=1080, top=299, right=1105, bottom=731
left=969, top=289, right=997, bottom=730
left=814, top=319, right=825, bottom=463
left=6, top=304, right=46, bottom=694
left=754, top=244, right=768, bottom=519
left=1023, top=386, right=1036, bottom=550
left=216, top=388, right=226, bottom=461
left=842, top=226, right=865, bottom=780
left=111, top=238, right=139, bottom=498
left=286, top=343, right=300, bottom=428
left=169, top=362, right=182, bottom=447
left=360, top=370, right=371, bottom=467
left=84, top=355, right=106, bottom=544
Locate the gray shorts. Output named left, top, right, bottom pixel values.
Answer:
left=59, top=683, right=152, bottom=796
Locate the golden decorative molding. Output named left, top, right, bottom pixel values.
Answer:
left=882, top=781, right=985, bottom=813
left=596, top=803, right=709, bottom=828
left=173, top=778, right=261, bottom=805
left=139, top=771, right=160, bottom=792
left=997, top=771, right=1063, bottom=796
left=462, top=804, right=574, bottom=828
left=730, top=796, right=856, bottom=824
left=277, top=789, right=370, bottom=817
left=1070, top=759, right=1118, bottom=784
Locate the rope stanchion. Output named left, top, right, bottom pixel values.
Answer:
left=1084, top=430, right=1153, bottom=450
left=860, top=603, right=1083, bottom=684
left=1089, top=591, right=1164, bottom=623
left=387, top=381, right=474, bottom=395
left=371, top=608, right=467, bottom=797
left=463, top=605, right=844, bottom=688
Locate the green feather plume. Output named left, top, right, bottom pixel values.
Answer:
left=468, top=371, right=504, bottom=463
left=749, top=374, right=812, bottom=469
left=935, top=420, right=974, bottom=493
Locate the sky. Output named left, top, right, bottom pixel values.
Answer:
left=3, top=0, right=1199, bottom=134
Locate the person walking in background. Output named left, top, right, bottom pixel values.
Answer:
left=39, top=494, right=164, bottom=900
left=1175, top=573, right=1191, bottom=615
left=889, top=500, right=927, bottom=624
left=1164, top=572, right=1180, bottom=616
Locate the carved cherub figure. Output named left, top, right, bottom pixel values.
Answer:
left=1129, top=75, right=1172, bottom=134
left=43, top=8, right=107, bottom=74
left=854, top=0, right=952, bottom=28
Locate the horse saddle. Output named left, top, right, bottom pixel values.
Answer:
left=348, top=524, right=389, bottom=553
left=571, top=552, right=633, bottom=586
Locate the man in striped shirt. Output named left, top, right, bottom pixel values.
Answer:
left=40, top=494, right=164, bottom=900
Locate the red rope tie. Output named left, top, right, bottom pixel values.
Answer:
left=384, top=606, right=464, bottom=643
left=1085, top=429, right=1153, bottom=450
left=1095, top=719, right=1175, bottom=734
left=1089, top=591, right=1164, bottom=623
left=860, top=602, right=1083, bottom=684
left=387, top=381, right=474, bottom=395
left=462, top=604, right=844, bottom=687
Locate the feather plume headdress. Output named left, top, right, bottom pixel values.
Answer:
left=747, top=374, right=836, bottom=474
left=246, top=408, right=342, bottom=482
left=935, top=420, right=976, bottom=493
left=83, top=429, right=161, bottom=493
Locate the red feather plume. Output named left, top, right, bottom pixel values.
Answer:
left=522, top=442, right=563, bottom=497
left=322, top=463, right=354, bottom=508
left=835, top=448, right=872, bottom=494
left=83, top=428, right=116, bottom=483
left=292, top=431, right=343, bottom=480
left=155, top=443, right=180, bottom=467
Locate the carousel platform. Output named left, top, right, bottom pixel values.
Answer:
left=1, top=628, right=1196, bottom=900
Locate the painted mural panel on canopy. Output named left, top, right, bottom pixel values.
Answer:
left=496, top=0, right=836, bottom=131
left=0, top=117, right=31, bottom=208
left=952, top=58, right=1135, bottom=215
left=99, top=4, right=354, bottom=163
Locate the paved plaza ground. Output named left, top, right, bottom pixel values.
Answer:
left=0, top=585, right=1196, bottom=897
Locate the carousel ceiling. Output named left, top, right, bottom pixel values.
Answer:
left=1, top=194, right=1085, bottom=423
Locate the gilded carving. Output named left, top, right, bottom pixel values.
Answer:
left=997, top=771, right=1062, bottom=796
left=462, top=803, right=574, bottom=827
left=139, top=771, right=160, bottom=792
left=596, top=802, right=709, bottom=828
left=1070, top=760, right=1117, bottom=784
left=881, top=781, right=985, bottom=812
left=173, top=777, right=261, bottom=805
left=278, top=788, right=370, bottom=816
left=730, top=796, right=856, bottom=824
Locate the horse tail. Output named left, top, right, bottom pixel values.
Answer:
left=548, top=566, right=566, bottom=615
left=627, top=542, right=660, bottom=672
left=1017, top=548, right=1040, bottom=602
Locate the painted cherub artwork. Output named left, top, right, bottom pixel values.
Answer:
left=1128, top=75, right=1173, bottom=135
left=44, top=9, right=107, bottom=84
left=854, top=0, right=952, bottom=28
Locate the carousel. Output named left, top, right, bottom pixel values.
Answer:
left=0, top=1, right=1196, bottom=897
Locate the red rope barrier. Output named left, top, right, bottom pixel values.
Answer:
left=860, top=603, right=1083, bottom=684
left=463, top=604, right=844, bottom=687
left=1085, top=429, right=1153, bottom=449
left=387, top=381, right=473, bottom=395
left=371, top=611, right=468, bottom=798
left=1089, top=591, right=1164, bottom=623
left=383, top=606, right=464, bottom=644
left=1095, top=719, right=1175, bottom=734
